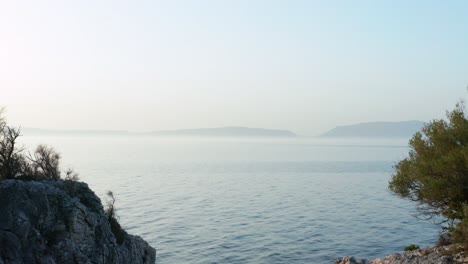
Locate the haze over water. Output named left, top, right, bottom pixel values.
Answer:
left=19, top=135, right=439, bottom=263
left=2, top=1, right=468, bottom=263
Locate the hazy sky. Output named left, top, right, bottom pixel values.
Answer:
left=1, top=1, right=467, bottom=135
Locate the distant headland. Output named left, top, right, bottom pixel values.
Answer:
left=320, top=120, right=425, bottom=138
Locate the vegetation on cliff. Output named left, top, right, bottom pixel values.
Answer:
left=0, top=108, right=70, bottom=181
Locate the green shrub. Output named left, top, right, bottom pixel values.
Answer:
left=452, top=204, right=468, bottom=250
left=404, top=244, right=420, bottom=251
left=437, top=232, right=453, bottom=247
left=389, top=102, right=468, bottom=240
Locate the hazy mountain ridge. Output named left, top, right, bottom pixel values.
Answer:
left=148, top=126, right=297, bottom=137
left=21, top=121, right=425, bottom=138
left=321, top=121, right=425, bottom=138
left=20, top=126, right=297, bottom=138
left=20, top=127, right=131, bottom=136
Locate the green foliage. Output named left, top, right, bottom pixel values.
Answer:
left=437, top=232, right=453, bottom=246
left=452, top=204, right=468, bottom=249
left=404, top=244, right=420, bottom=251
left=389, top=102, right=468, bottom=235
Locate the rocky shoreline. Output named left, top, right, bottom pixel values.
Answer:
left=335, top=245, right=467, bottom=264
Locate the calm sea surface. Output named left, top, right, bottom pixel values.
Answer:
left=19, top=136, right=439, bottom=263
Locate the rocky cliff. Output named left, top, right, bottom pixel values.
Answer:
left=0, top=179, right=156, bottom=264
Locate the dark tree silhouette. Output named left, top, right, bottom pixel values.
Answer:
left=0, top=112, right=24, bottom=180
left=0, top=108, right=75, bottom=181
left=105, top=191, right=127, bottom=244
left=27, top=145, right=62, bottom=179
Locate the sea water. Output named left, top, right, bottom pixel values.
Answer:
left=19, top=136, right=439, bottom=263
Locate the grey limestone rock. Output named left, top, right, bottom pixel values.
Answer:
left=0, top=179, right=156, bottom=264
left=334, top=246, right=464, bottom=264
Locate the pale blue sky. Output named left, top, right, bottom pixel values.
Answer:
left=1, top=1, right=467, bottom=135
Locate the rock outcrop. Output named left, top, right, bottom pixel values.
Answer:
left=335, top=245, right=467, bottom=264
left=0, top=179, right=156, bottom=264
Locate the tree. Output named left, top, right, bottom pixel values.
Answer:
left=389, top=102, right=468, bottom=239
left=0, top=109, right=24, bottom=180
left=0, top=108, right=73, bottom=181
left=27, top=145, right=62, bottom=180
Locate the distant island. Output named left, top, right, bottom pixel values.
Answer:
left=321, top=121, right=425, bottom=138
left=148, top=127, right=297, bottom=137
left=20, top=128, right=131, bottom=137
left=21, top=122, right=427, bottom=138
left=20, top=126, right=297, bottom=138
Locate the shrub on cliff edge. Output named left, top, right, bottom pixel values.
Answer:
left=404, top=244, right=420, bottom=251
left=105, top=191, right=128, bottom=244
